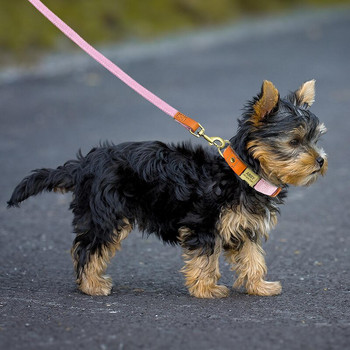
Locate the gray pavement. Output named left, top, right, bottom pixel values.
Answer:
left=1, top=7, right=350, bottom=350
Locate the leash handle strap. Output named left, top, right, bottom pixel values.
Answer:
left=27, top=0, right=201, bottom=132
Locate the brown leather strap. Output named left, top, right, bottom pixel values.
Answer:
left=222, top=146, right=247, bottom=176
left=174, top=112, right=201, bottom=133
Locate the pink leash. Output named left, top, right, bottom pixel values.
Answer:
left=27, top=0, right=178, bottom=118
left=26, top=0, right=281, bottom=197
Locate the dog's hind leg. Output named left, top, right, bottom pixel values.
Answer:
left=71, top=218, right=133, bottom=296
left=71, top=236, right=114, bottom=296
left=179, top=228, right=229, bottom=298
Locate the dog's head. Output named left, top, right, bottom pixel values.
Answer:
left=236, top=80, right=327, bottom=187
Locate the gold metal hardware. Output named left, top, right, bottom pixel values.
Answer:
left=239, top=168, right=261, bottom=187
left=189, top=123, right=229, bottom=156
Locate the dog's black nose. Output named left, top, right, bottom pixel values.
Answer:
left=316, top=156, right=324, bottom=168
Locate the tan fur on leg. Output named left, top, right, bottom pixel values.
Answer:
left=225, top=239, right=281, bottom=296
left=112, top=218, right=133, bottom=252
left=73, top=219, right=133, bottom=296
left=78, top=246, right=114, bottom=296
left=179, top=228, right=229, bottom=298
left=218, top=205, right=278, bottom=246
left=218, top=204, right=280, bottom=296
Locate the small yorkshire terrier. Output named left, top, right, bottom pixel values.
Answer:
left=8, top=80, right=327, bottom=298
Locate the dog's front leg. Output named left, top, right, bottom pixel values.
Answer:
left=225, top=239, right=281, bottom=296
left=179, top=228, right=229, bottom=298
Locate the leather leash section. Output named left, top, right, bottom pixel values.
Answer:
left=173, top=112, right=200, bottom=132
left=27, top=0, right=281, bottom=197
left=27, top=1, right=201, bottom=132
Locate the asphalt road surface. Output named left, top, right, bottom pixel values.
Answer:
left=1, top=7, right=350, bottom=350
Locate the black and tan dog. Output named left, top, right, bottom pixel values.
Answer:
left=8, top=80, right=327, bottom=298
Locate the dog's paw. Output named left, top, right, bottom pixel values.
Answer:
left=190, top=284, right=230, bottom=298
left=79, top=275, right=113, bottom=296
left=210, top=284, right=230, bottom=298
left=246, top=280, right=282, bottom=296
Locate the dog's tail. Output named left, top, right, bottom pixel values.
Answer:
left=7, top=161, right=79, bottom=207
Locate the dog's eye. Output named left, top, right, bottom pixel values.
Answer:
left=289, top=139, right=300, bottom=147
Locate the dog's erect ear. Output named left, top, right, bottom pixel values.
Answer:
left=295, top=79, right=316, bottom=107
left=251, top=80, right=279, bottom=125
left=292, top=79, right=316, bottom=108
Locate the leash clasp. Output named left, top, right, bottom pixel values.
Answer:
left=190, top=124, right=230, bottom=156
